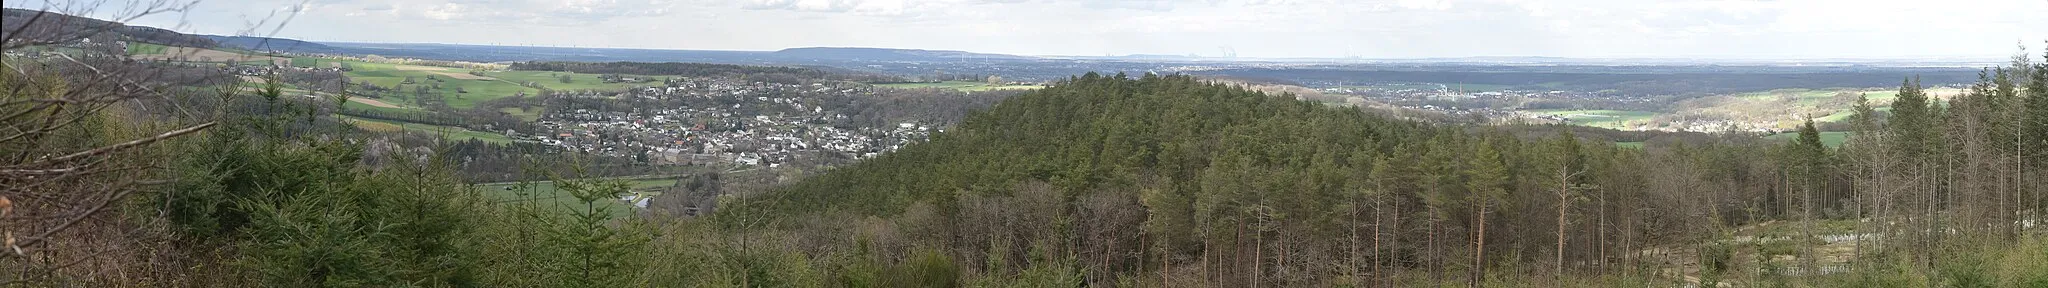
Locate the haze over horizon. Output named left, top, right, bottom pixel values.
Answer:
left=8, top=0, right=2046, bottom=60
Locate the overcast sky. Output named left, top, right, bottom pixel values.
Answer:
left=12, top=0, right=2048, bottom=59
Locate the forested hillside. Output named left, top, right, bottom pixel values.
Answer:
left=725, top=70, right=2048, bottom=286
left=1, top=8, right=217, bottom=48
left=5, top=15, right=2048, bottom=285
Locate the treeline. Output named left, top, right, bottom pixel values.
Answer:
left=510, top=61, right=826, bottom=78
left=338, top=105, right=467, bottom=126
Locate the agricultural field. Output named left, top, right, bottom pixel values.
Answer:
left=125, top=42, right=167, bottom=55
left=340, top=97, right=424, bottom=115
left=475, top=177, right=679, bottom=218
left=1528, top=109, right=1662, bottom=129
left=330, top=59, right=665, bottom=109
left=128, top=46, right=287, bottom=66
left=1765, top=131, right=1853, bottom=148
left=875, top=81, right=1043, bottom=92
left=337, top=61, right=529, bottom=109
left=1550, top=87, right=1960, bottom=132
left=482, top=71, right=665, bottom=91
left=1721, top=88, right=1952, bottom=126
left=342, top=116, right=515, bottom=144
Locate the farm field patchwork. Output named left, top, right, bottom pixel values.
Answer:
left=332, top=59, right=666, bottom=109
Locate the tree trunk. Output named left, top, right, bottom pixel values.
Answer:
left=1365, top=199, right=1377, bottom=286
left=1431, top=219, right=1442, bottom=287
left=1557, top=168, right=1570, bottom=278
left=1471, top=202, right=1487, bottom=288
left=1387, top=197, right=1401, bottom=288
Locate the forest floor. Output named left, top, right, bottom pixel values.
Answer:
left=1649, top=217, right=2046, bottom=287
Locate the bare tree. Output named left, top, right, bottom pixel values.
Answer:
left=1, top=1, right=303, bottom=285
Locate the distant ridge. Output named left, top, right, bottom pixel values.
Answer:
left=204, top=35, right=334, bottom=52
left=772, top=47, right=1037, bottom=62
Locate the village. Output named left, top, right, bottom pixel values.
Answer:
left=525, top=77, right=936, bottom=169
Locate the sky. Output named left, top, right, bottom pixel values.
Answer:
left=10, top=0, right=2048, bottom=59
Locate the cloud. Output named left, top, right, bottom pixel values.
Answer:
left=95, top=0, right=2048, bottom=58
left=743, top=0, right=862, bottom=12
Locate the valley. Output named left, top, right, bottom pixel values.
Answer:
left=5, top=3, right=2046, bottom=287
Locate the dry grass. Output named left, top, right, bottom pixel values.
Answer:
left=351, top=119, right=404, bottom=132
left=389, top=65, right=495, bottom=80
left=347, top=97, right=403, bottom=109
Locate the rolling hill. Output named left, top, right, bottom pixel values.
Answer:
left=1, top=8, right=216, bottom=48
left=204, top=35, right=334, bottom=52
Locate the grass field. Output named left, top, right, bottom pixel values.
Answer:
left=129, top=46, right=286, bottom=65
left=876, top=81, right=1042, bottom=92
left=1730, top=88, right=1951, bottom=126
left=1765, top=131, right=1853, bottom=148
left=338, top=61, right=530, bottom=109
left=1736, top=88, right=1849, bottom=106
left=342, top=116, right=514, bottom=144
left=331, top=59, right=664, bottom=109
left=341, top=98, right=424, bottom=114
left=1528, top=109, right=1662, bottom=129
left=291, top=57, right=332, bottom=68
left=475, top=177, right=678, bottom=218
left=483, top=71, right=664, bottom=91
left=125, top=42, right=167, bottom=55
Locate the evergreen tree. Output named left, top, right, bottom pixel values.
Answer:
left=1889, top=78, right=1937, bottom=160
left=2027, top=56, right=2048, bottom=166
left=1463, top=139, right=1509, bottom=288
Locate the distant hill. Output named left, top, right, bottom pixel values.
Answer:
left=1, top=8, right=215, bottom=48
left=744, top=73, right=1409, bottom=216
left=204, top=35, right=333, bottom=52
left=771, top=47, right=1036, bottom=62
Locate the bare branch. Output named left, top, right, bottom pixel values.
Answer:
left=11, top=121, right=213, bottom=169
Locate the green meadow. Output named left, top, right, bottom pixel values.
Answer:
left=327, top=59, right=662, bottom=109
left=125, top=42, right=168, bottom=55
left=1765, top=131, right=1853, bottom=148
